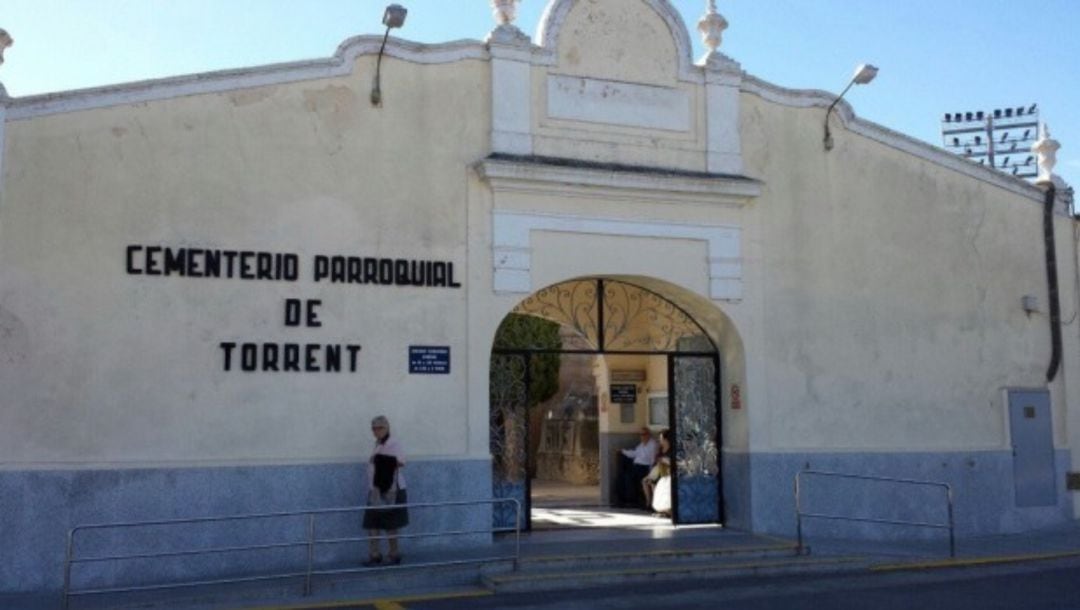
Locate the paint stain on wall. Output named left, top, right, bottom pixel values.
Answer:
left=0, top=305, right=29, bottom=366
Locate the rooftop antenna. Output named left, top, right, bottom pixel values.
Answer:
left=941, top=102, right=1041, bottom=180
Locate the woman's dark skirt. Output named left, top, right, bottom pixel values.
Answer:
left=363, top=489, right=409, bottom=530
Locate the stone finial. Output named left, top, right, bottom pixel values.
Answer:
left=486, top=0, right=530, bottom=46
left=0, top=29, right=12, bottom=67
left=491, top=0, right=519, bottom=26
left=1032, top=123, right=1061, bottom=187
left=698, top=0, right=728, bottom=56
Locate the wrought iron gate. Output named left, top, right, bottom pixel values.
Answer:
left=491, top=278, right=724, bottom=530
left=670, top=354, right=721, bottom=524
left=490, top=353, right=530, bottom=530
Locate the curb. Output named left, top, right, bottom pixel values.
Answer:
left=871, top=549, right=1080, bottom=573
left=241, top=587, right=494, bottom=610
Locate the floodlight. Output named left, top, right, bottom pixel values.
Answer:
left=371, top=4, right=409, bottom=106
left=823, top=63, right=879, bottom=151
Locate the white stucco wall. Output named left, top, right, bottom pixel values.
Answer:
left=0, top=55, right=490, bottom=466
left=741, top=94, right=1078, bottom=453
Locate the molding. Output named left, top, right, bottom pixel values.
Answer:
left=5, top=36, right=489, bottom=120
left=0, top=102, right=5, bottom=204
left=491, top=209, right=743, bottom=301
left=740, top=74, right=1049, bottom=207
left=536, top=0, right=699, bottom=83
left=476, top=155, right=762, bottom=203
left=490, top=38, right=535, bottom=156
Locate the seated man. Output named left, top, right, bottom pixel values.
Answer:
left=618, top=427, right=657, bottom=509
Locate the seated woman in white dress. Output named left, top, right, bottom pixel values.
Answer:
left=643, top=430, right=672, bottom=517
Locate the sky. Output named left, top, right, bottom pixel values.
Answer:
left=1, top=0, right=1078, bottom=188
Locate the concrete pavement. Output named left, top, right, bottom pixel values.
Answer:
left=16, top=516, right=1080, bottom=610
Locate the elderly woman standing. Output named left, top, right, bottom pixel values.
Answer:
left=363, top=415, right=408, bottom=566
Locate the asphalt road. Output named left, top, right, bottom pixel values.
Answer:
left=401, top=558, right=1080, bottom=610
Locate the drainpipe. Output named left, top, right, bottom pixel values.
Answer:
left=1042, top=183, right=1061, bottom=382
left=1032, top=124, right=1063, bottom=382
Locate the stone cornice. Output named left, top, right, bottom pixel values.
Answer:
left=6, top=36, right=489, bottom=120
left=476, top=154, right=763, bottom=204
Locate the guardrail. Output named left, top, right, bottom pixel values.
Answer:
left=795, top=470, right=955, bottom=558
left=63, top=497, right=521, bottom=610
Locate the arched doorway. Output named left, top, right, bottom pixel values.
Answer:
left=490, top=278, right=723, bottom=530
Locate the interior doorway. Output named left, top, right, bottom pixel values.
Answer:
left=490, top=278, right=722, bottom=531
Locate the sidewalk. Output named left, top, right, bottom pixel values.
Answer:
left=17, top=518, right=1080, bottom=610
left=808, top=519, right=1080, bottom=565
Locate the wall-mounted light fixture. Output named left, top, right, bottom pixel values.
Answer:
left=1022, top=294, right=1039, bottom=317
left=370, top=4, right=408, bottom=107
left=823, top=63, right=878, bottom=151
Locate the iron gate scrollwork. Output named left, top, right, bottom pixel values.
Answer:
left=490, top=353, right=529, bottom=530
left=672, top=354, right=721, bottom=524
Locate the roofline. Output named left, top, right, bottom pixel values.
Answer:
left=0, top=32, right=1053, bottom=206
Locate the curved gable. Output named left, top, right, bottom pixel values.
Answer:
left=537, top=0, right=695, bottom=84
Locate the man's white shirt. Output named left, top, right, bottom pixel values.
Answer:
left=622, top=438, right=658, bottom=466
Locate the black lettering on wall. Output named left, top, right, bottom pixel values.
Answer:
left=256, top=253, right=273, bottom=280
left=448, top=262, right=461, bottom=288
left=313, top=255, right=329, bottom=282
left=223, top=251, right=238, bottom=277
left=284, top=343, right=301, bottom=372
left=263, top=343, right=280, bottom=371
left=126, top=245, right=143, bottom=274
left=220, top=342, right=236, bottom=371
left=241, top=343, right=258, bottom=371
left=305, top=343, right=319, bottom=372
left=433, top=262, right=447, bottom=287
left=145, top=246, right=162, bottom=275
left=239, top=251, right=255, bottom=279
left=204, top=250, right=221, bottom=277
left=164, top=248, right=186, bottom=276
left=188, top=249, right=204, bottom=277
left=306, top=300, right=322, bottom=328
left=378, top=259, right=393, bottom=285
left=284, top=299, right=302, bottom=327
left=363, top=258, right=378, bottom=284
left=325, top=345, right=341, bottom=372
left=283, top=254, right=299, bottom=281
left=347, top=345, right=363, bottom=372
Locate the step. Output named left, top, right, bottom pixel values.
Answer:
left=483, top=555, right=868, bottom=594
left=516, top=542, right=801, bottom=571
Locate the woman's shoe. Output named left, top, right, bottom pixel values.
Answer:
left=362, top=554, right=383, bottom=567
left=386, top=554, right=402, bottom=565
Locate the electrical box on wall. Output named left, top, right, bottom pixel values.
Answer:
left=1067, top=472, right=1080, bottom=491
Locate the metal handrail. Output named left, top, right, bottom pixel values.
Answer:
left=795, top=469, right=955, bottom=558
left=63, top=497, right=521, bottom=610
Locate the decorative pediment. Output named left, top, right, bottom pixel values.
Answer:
left=537, top=0, right=696, bottom=84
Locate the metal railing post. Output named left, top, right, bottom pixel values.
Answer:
left=795, top=470, right=956, bottom=558
left=63, top=498, right=531, bottom=603
left=946, top=484, right=956, bottom=558
left=62, top=528, right=75, bottom=610
left=304, top=514, right=315, bottom=597
left=794, top=472, right=804, bottom=556
left=513, top=499, right=521, bottom=571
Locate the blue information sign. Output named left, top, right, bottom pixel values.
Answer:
left=409, top=346, right=451, bottom=374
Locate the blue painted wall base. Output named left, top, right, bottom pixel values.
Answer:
left=740, top=449, right=1073, bottom=541
left=0, top=459, right=491, bottom=593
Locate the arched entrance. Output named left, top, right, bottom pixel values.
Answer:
left=490, top=277, right=723, bottom=530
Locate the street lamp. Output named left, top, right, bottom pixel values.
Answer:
left=371, top=4, right=408, bottom=107
left=823, top=63, right=878, bottom=151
